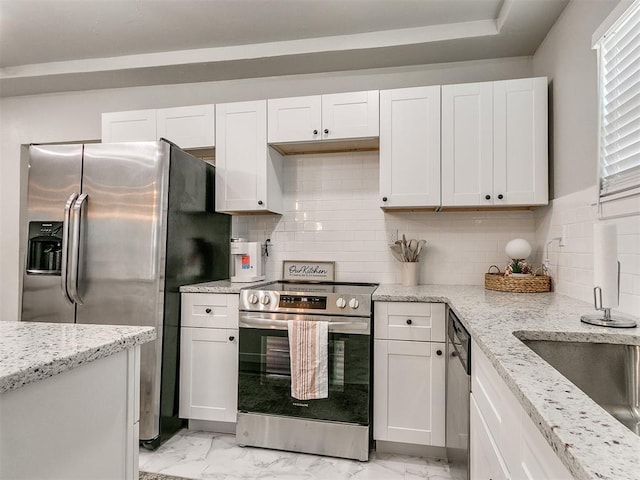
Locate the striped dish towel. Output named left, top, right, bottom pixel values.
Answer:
left=287, top=319, right=329, bottom=400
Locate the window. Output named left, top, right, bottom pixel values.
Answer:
left=595, top=0, right=640, bottom=205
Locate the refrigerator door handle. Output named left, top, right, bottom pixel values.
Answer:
left=61, top=192, right=78, bottom=303
left=68, top=193, right=88, bottom=305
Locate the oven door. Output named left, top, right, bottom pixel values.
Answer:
left=238, top=312, right=371, bottom=424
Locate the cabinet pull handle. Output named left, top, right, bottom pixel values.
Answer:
left=324, top=129, right=329, bottom=134
left=258, top=200, right=263, bottom=206
left=485, top=194, right=491, bottom=200
left=406, top=319, right=412, bottom=325
left=436, top=349, right=443, bottom=356
left=382, top=196, right=388, bottom=202
left=205, top=308, right=212, bottom=314
left=313, top=129, right=318, bottom=135
left=229, top=335, right=235, bottom=342
left=498, top=194, right=504, bottom=200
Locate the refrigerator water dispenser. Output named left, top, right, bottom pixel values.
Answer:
left=26, top=221, right=63, bottom=275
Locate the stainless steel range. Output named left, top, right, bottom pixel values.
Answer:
left=237, top=281, right=377, bottom=461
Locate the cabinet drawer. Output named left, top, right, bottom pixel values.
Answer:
left=471, top=339, right=520, bottom=472
left=375, top=302, right=445, bottom=342
left=181, top=293, right=239, bottom=328
left=470, top=394, right=510, bottom=480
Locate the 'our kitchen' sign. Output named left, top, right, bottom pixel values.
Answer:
left=282, top=261, right=335, bottom=282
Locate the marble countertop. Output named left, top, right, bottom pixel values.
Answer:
left=373, top=284, right=640, bottom=480
left=180, top=279, right=275, bottom=294
left=0, top=322, right=155, bottom=394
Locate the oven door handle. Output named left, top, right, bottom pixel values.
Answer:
left=239, top=315, right=370, bottom=333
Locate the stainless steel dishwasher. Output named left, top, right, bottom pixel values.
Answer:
left=446, top=309, right=471, bottom=480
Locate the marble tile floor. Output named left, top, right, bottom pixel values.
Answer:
left=139, top=429, right=452, bottom=480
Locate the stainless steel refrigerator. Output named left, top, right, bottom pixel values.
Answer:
left=21, top=140, right=231, bottom=448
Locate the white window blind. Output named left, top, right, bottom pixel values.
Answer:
left=597, top=0, right=640, bottom=198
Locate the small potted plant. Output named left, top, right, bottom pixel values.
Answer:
left=504, top=239, right=533, bottom=277
left=390, top=234, right=426, bottom=286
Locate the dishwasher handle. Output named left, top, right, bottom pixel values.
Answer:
left=448, top=310, right=471, bottom=375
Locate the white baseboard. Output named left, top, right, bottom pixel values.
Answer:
left=374, top=440, right=447, bottom=460
left=187, top=419, right=236, bottom=435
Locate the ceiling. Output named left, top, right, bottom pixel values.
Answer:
left=0, top=0, right=570, bottom=97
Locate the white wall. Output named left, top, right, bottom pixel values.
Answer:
left=0, top=57, right=533, bottom=321
left=534, top=187, right=640, bottom=316
left=532, top=0, right=640, bottom=318
left=234, top=152, right=537, bottom=285
left=532, top=0, right=618, bottom=199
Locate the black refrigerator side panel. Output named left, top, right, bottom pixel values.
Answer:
left=22, top=145, right=82, bottom=323
left=159, top=146, right=231, bottom=440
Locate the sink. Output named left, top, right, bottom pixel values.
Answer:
left=521, top=339, right=640, bottom=436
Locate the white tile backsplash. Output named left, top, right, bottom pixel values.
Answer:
left=534, top=186, right=640, bottom=317
left=233, top=151, right=537, bottom=285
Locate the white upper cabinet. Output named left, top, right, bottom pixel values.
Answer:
left=102, top=105, right=215, bottom=149
left=442, top=77, right=548, bottom=207
left=102, top=109, right=157, bottom=143
left=493, top=78, right=548, bottom=206
left=379, top=86, right=441, bottom=209
left=267, top=96, right=322, bottom=143
left=441, top=82, right=494, bottom=207
left=156, top=104, right=215, bottom=149
left=215, top=100, right=283, bottom=214
left=321, top=91, right=379, bottom=139
left=267, top=91, right=379, bottom=144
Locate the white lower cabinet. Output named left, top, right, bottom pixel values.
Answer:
left=470, top=395, right=510, bottom=480
left=180, top=293, right=239, bottom=424
left=471, top=339, right=573, bottom=480
left=374, top=302, right=446, bottom=447
left=0, top=347, right=140, bottom=480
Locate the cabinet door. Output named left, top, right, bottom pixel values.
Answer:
left=322, top=91, right=379, bottom=140
left=267, top=96, right=321, bottom=143
left=379, top=86, right=441, bottom=208
left=441, top=82, right=493, bottom=206
left=493, top=77, right=548, bottom=206
left=518, top=409, right=573, bottom=480
left=470, top=394, right=511, bottom=480
left=215, top=100, right=281, bottom=213
left=374, top=339, right=445, bottom=446
left=157, top=104, right=215, bottom=149
left=179, top=327, right=238, bottom=422
left=101, top=109, right=157, bottom=143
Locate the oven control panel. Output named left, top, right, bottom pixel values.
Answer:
left=240, top=288, right=373, bottom=317
left=279, top=295, right=327, bottom=309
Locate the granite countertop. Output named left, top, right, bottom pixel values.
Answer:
left=373, top=284, right=640, bottom=480
left=180, top=278, right=275, bottom=294
left=0, top=322, right=155, bottom=394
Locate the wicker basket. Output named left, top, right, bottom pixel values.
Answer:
left=484, top=265, right=550, bottom=293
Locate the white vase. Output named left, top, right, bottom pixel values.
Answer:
left=400, top=262, right=419, bottom=286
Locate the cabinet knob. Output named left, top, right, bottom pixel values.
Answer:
left=498, top=194, right=504, bottom=200
left=324, top=129, right=329, bottom=134
left=436, top=349, right=443, bottom=356
left=313, top=129, right=318, bottom=135
left=257, top=200, right=263, bottom=206
left=406, top=319, right=412, bottom=325
left=485, top=194, right=491, bottom=200
left=205, top=308, right=212, bottom=314
left=382, top=196, right=388, bottom=202
left=229, top=335, right=235, bottom=342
